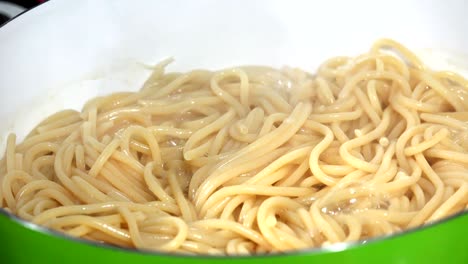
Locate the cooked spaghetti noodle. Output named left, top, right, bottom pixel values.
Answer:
left=1, top=39, right=467, bottom=255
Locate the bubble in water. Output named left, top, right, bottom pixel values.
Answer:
left=354, top=129, right=363, bottom=137
left=379, top=137, right=389, bottom=147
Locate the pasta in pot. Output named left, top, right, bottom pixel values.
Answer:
left=0, top=39, right=467, bottom=255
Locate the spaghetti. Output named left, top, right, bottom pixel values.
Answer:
left=1, top=39, right=467, bottom=255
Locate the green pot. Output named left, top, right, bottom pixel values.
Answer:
left=1, top=1, right=468, bottom=264
left=1, top=209, right=467, bottom=264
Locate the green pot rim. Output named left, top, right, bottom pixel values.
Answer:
left=1, top=207, right=466, bottom=258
